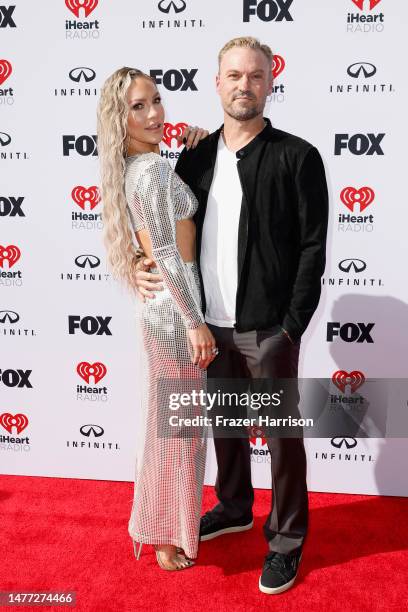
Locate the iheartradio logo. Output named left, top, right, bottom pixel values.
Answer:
left=162, top=122, right=187, bottom=148
left=71, top=186, right=100, bottom=210
left=248, top=425, right=267, bottom=446
left=332, top=370, right=365, bottom=393
left=351, top=0, right=382, bottom=10
left=340, top=186, right=375, bottom=213
left=77, top=361, right=107, bottom=384
left=0, top=244, right=21, bottom=268
left=0, top=412, right=28, bottom=434
left=0, top=59, right=12, bottom=85
left=65, top=0, right=98, bottom=18
left=272, top=55, right=285, bottom=79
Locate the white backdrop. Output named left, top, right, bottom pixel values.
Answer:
left=1, top=0, right=408, bottom=496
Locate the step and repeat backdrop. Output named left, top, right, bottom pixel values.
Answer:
left=1, top=0, right=408, bottom=495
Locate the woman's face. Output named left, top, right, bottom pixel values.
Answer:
left=126, top=77, right=165, bottom=153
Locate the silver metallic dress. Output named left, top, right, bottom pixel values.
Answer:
left=125, top=152, right=207, bottom=560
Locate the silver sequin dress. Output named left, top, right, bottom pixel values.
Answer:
left=125, top=152, right=207, bottom=559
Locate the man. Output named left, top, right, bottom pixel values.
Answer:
left=136, top=37, right=328, bottom=594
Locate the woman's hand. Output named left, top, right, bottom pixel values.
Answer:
left=188, top=324, right=217, bottom=369
left=178, top=125, right=209, bottom=150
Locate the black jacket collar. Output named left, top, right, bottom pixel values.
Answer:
left=207, top=116, right=274, bottom=160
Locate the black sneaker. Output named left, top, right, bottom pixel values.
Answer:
left=199, top=510, right=253, bottom=541
left=259, top=550, right=302, bottom=595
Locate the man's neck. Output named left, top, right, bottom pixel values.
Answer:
left=222, top=114, right=267, bottom=153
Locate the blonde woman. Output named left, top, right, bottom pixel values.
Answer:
left=97, top=68, right=217, bottom=571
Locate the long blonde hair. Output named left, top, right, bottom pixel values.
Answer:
left=96, top=67, right=154, bottom=293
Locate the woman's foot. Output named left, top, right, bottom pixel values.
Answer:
left=176, top=547, right=191, bottom=558
left=154, top=545, right=195, bottom=571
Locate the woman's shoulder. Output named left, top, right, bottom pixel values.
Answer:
left=125, top=153, right=176, bottom=194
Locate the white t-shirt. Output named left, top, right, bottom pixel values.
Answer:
left=200, top=135, right=243, bottom=327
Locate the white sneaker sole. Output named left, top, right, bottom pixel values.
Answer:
left=200, top=520, right=254, bottom=541
left=258, top=553, right=302, bottom=595
left=258, top=574, right=297, bottom=595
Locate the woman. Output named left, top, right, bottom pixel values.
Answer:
left=96, top=67, right=216, bottom=571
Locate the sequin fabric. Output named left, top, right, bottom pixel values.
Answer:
left=124, top=153, right=207, bottom=559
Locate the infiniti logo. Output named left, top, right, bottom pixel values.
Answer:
left=347, top=62, right=377, bottom=79
left=75, top=254, right=101, bottom=269
left=80, top=424, right=104, bottom=437
left=158, top=0, right=186, bottom=13
left=0, top=310, right=19, bottom=324
left=143, top=0, right=203, bottom=30
left=0, top=132, right=11, bottom=146
left=69, top=67, right=96, bottom=83
left=338, top=258, right=367, bottom=273
left=331, top=438, right=358, bottom=449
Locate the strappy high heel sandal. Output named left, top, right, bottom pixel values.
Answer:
left=133, top=540, right=143, bottom=560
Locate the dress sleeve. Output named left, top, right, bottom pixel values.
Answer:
left=134, top=156, right=205, bottom=330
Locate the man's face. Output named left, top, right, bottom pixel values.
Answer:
left=216, top=47, right=273, bottom=121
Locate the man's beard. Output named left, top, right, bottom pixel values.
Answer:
left=225, top=94, right=263, bottom=121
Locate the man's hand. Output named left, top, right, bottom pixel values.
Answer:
left=177, top=125, right=209, bottom=150
left=135, top=258, right=164, bottom=302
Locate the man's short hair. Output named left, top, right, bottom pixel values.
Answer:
left=218, top=36, right=273, bottom=69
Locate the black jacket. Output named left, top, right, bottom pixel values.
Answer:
left=175, top=118, right=329, bottom=342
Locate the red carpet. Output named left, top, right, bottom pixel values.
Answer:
left=1, top=475, right=407, bottom=611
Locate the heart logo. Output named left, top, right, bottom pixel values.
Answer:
left=162, top=122, right=188, bottom=148
left=0, top=412, right=28, bottom=434
left=65, top=0, right=98, bottom=18
left=340, top=186, right=375, bottom=213
left=0, top=244, right=21, bottom=268
left=248, top=425, right=267, bottom=446
left=71, top=186, right=100, bottom=210
left=351, top=0, right=382, bottom=10
left=332, top=370, right=365, bottom=393
left=272, top=55, right=285, bottom=79
left=77, top=362, right=107, bottom=384
left=0, top=59, right=12, bottom=85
